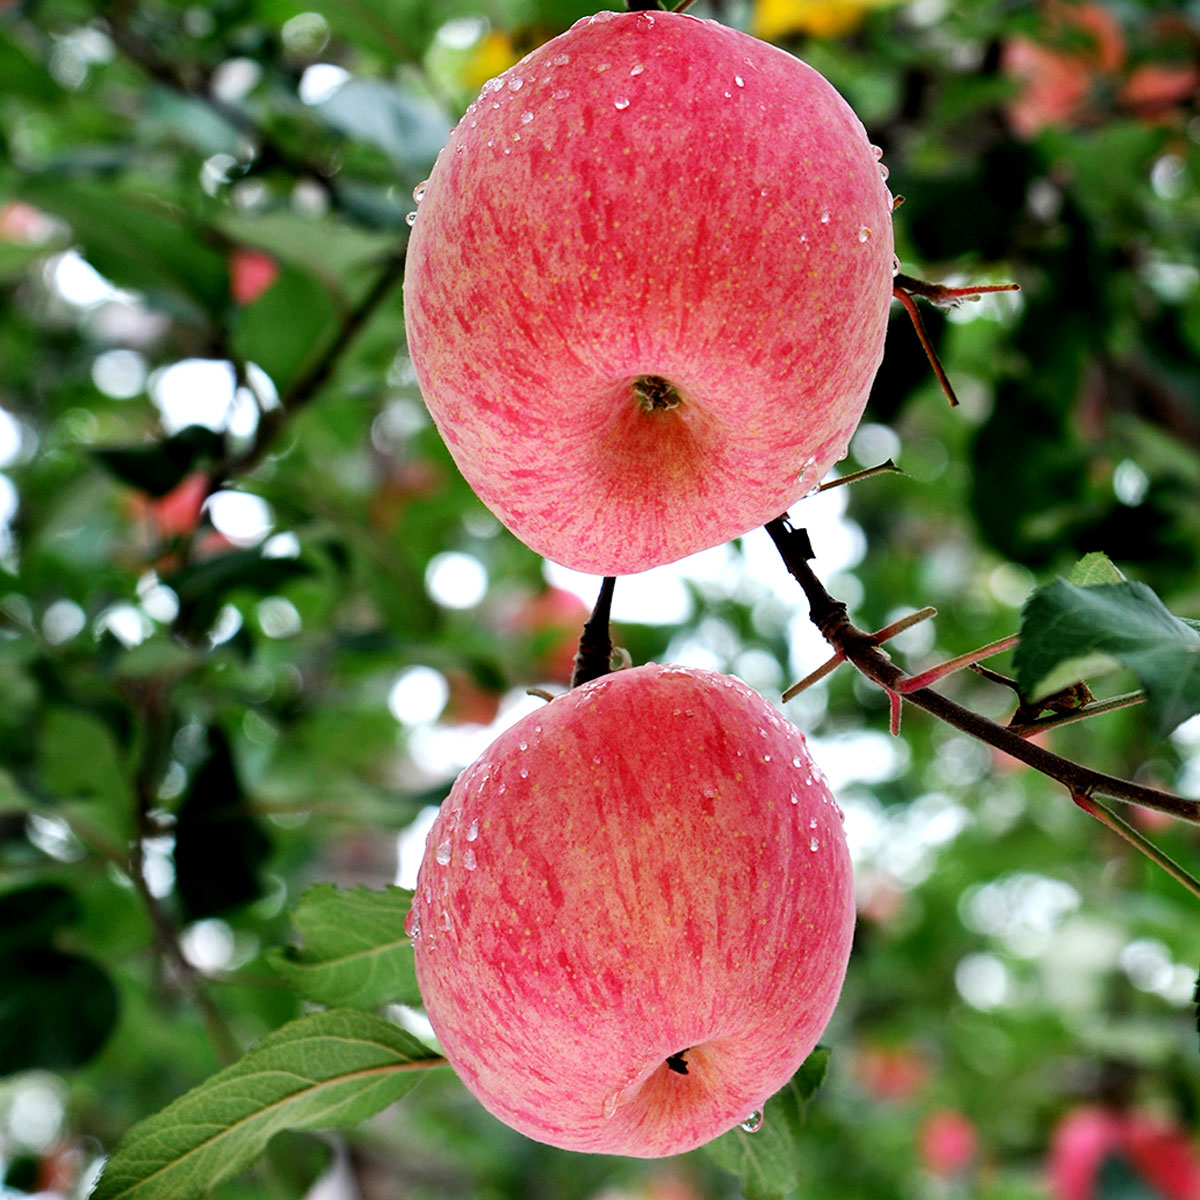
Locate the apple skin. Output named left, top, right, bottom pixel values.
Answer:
left=407, top=663, right=854, bottom=1157
left=403, top=11, right=894, bottom=575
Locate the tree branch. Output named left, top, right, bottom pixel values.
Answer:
left=766, top=516, right=1200, bottom=826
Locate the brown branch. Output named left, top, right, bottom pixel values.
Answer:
left=211, top=249, right=407, bottom=488
left=766, top=516, right=1200, bottom=826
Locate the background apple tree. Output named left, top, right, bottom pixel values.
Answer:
left=2, top=0, right=1200, bottom=1197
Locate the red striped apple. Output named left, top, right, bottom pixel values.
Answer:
left=406, top=663, right=854, bottom=1156
left=403, top=11, right=894, bottom=575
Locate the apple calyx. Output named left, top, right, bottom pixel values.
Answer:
left=632, top=375, right=684, bottom=413
left=665, top=1051, right=690, bottom=1076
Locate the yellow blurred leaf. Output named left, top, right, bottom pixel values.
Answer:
left=461, top=30, right=521, bottom=92
left=752, top=0, right=896, bottom=40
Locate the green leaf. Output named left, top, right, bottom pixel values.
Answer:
left=314, top=79, right=451, bottom=169
left=174, top=727, right=271, bottom=920
left=1015, top=580, right=1200, bottom=737
left=1068, top=552, right=1126, bottom=588
left=232, top=264, right=339, bottom=395
left=90, top=1009, right=443, bottom=1200
left=0, top=883, right=79, bottom=957
left=0, top=948, right=120, bottom=1074
left=704, top=1047, right=830, bottom=1200
left=38, top=706, right=134, bottom=839
left=269, top=885, right=420, bottom=1010
left=93, top=425, right=225, bottom=497
left=18, top=178, right=229, bottom=317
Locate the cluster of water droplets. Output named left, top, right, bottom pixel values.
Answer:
left=405, top=179, right=427, bottom=227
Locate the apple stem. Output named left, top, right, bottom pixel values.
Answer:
left=815, top=459, right=905, bottom=493
left=571, top=576, right=618, bottom=689
left=892, top=286, right=959, bottom=408
left=765, top=515, right=1200, bottom=842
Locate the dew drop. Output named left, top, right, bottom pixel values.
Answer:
left=435, top=841, right=451, bottom=866
left=518, top=740, right=528, bottom=751
left=892, top=254, right=901, bottom=277
left=763, top=754, right=772, bottom=763
left=519, top=766, right=529, bottom=779
left=723, top=90, right=732, bottom=98
left=735, top=75, right=745, bottom=87
left=520, top=110, right=534, bottom=124
left=553, top=53, right=571, bottom=66
left=630, top=64, right=645, bottom=77
left=438, top=909, right=452, bottom=932
left=463, top=848, right=477, bottom=871
left=405, top=211, right=417, bottom=227
left=466, top=819, right=479, bottom=842
left=412, top=180, right=427, bottom=203
left=552, top=89, right=570, bottom=100
left=636, top=11, right=655, bottom=27
left=858, top=226, right=872, bottom=243
left=741, top=1110, right=764, bottom=1133
left=593, top=755, right=602, bottom=765
left=404, top=906, right=419, bottom=937
left=820, top=210, right=831, bottom=224
left=878, top=162, right=890, bottom=181
left=809, top=837, right=820, bottom=852
left=871, top=143, right=884, bottom=160
left=809, top=818, right=818, bottom=830
left=790, top=792, right=800, bottom=805
left=508, top=76, right=524, bottom=91
left=613, top=97, right=630, bottom=110
left=792, top=755, right=803, bottom=768
left=595, top=62, right=611, bottom=73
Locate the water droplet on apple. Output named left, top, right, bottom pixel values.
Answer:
left=636, top=11, right=655, bottom=27
left=790, top=792, right=800, bottom=805
left=519, top=765, right=529, bottom=779
left=892, top=255, right=901, bottom=277
left=630, top=64, right=645, bottom=77
left=404, top=906, right=419, bottom=937
left=792, top=755, right=803, bottom=768
left=553, top=53, right=570, bottom=66
left=438, top=909, right=452, bottom=932
left=871, top=143, right=884, bottom=160
left=412, top=181, right=427, bottom=203
left=592, top=754, right=602, bottom=764
left=518, top=740, right=528, bottom=751
left=809, top=818, right=818, bottom=830
left=820, top=210, right=831, bottom=224
left=596, top=62, right=611, bottom=73
left=463, top=848, right=477, bottom=870
left=723, top=90, right=732, bottom=98
left=466, top=819, right=479, bottom=842
left=436, top=840, right=452, bottom=866
left=878, top=162, right=890, bottom=182
left=405, top=211, right=417, bottom=227
left=858, top=226, right=872, bottom=243
left=809, top=837, right=820, bottom=852
left=763, top=754, right=772, bottom=762
left=740, top=1110, right=764, bottom=1133
left=613, top=97, right=630, bottom=110
left=508, top=76, right=524, bottom=91
left=552, top=89, right=570, bottom=100
left=520, top=110, right=534, bottom=125
left=735, top=75, right=745, bottom=87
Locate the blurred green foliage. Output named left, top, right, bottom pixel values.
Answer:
left=1, top=0, right=1198, bottom=1197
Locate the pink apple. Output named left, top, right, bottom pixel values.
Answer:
left=403, top=11, right=895, bottom=575
left=1048, top=1105, right=1200, bottom=1200
left=919, top=1108, right=978, bottom=1177
left=407, top=663, right=855, bottom=1157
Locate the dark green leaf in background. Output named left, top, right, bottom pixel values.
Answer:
left=90, top=1008, right=443, bottom=1200
left=269, top=884, right=420, bottom=1010
left=0, top=884, right=120, bottom=1073
left=1015, top=578, right=1200, bottom=738
left=704, top=1047, right=830, bottom=1200
left=93, top=425, right=225, bottom=497
left=173, top=726, right=271, bottom=920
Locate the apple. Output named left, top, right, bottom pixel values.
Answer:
left=1048, top=1105, right=1200, bottom=1200
left=403, top=10, right=895, bottom=575
left=406, top=662, right=854, bottom=1157
left=504, top=585, right=591, bottom=684
left=919, top=1108, right=978, bottom=1177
